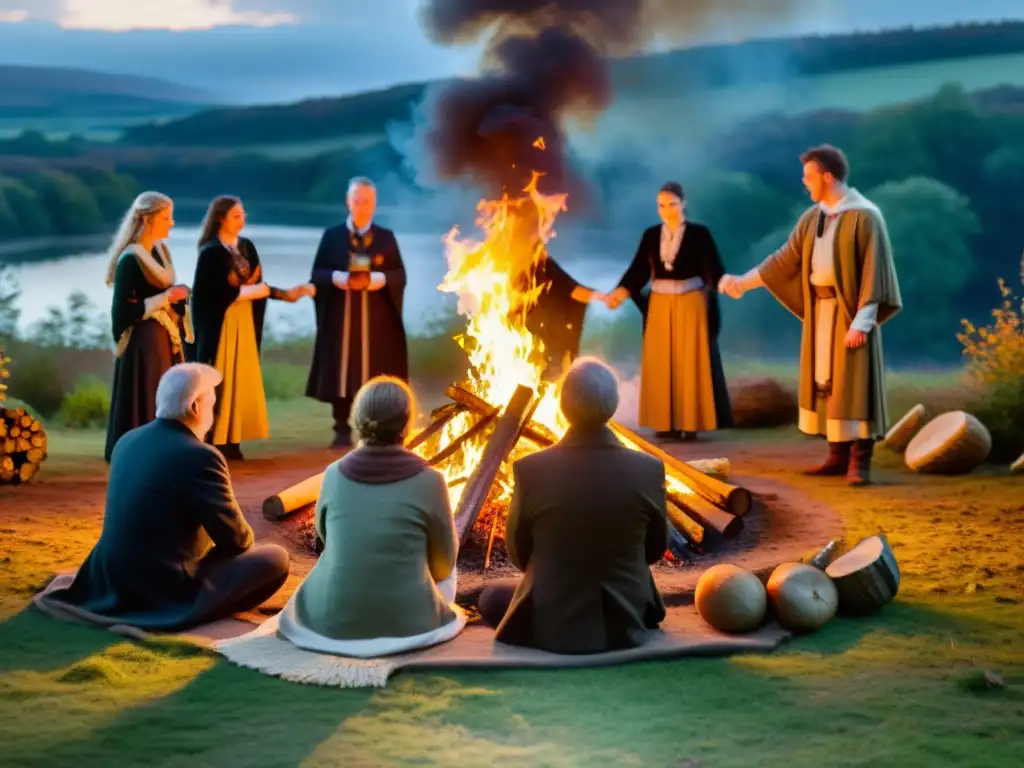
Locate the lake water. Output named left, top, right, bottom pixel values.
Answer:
left=3, top=223, right=629, bottom=340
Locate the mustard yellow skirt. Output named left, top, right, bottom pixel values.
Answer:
left=639, top=291, right=718, bottom=433
left=211, top=301, right=270, bottom=445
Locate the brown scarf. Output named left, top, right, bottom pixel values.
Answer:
left=337, top=444, right=429, bottom=485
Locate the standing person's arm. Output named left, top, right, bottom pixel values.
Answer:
left=606, top=229, right=652, bottom=309
left=110, top=255, right=185, bottom=341
left=310, top=229, right=349, bottom=290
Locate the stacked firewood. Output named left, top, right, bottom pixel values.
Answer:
left=0, top=349, right=48, bottom=484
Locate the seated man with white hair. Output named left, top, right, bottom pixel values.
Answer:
left=477, top=357, right=671, bottom=654
left=41, top=363, right=290, bottom=631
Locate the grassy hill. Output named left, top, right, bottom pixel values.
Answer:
left=119, top=20, right=1024, bottom=152
left=0, top=65, right=219, bottom=140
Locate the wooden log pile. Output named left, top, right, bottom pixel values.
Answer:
left=263, top=380, right=757, bottom=569
left=1, top=348, right=48, bottom=485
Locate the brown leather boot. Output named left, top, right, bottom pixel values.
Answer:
left=847, top=439, right=874, bottom=486
left=803, top=441, right=851, bottom=476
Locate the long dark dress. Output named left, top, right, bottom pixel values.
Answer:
left=617, top=223, right=733, bottom=430
left=189, top=237, right=287, bottom=447
left=189, top=237, right=283, bottom=365
left=520, top=251, right=591, bottom=380
left=104, top=246, right=186, bottom=462
left=306, top=223, right=408, bottom=436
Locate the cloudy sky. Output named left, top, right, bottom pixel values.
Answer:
left=0, top=0, right=1021, bottom=102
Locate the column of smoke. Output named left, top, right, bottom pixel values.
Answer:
left=416, top=0, right=810, bottom=205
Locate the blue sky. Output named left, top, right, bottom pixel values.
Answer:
left=0, top=1, right=1021, bottom=102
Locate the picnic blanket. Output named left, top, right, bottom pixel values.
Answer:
left=34, top=572, right=790, bottom=689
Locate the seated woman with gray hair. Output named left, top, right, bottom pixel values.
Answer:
left=477, top=357, right=670, bottom=654
left=276, top=376, right=466, bottom=657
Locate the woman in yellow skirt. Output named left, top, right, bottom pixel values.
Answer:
left=605, top=182, right=733, bottom=441
left=189, top=195, right=314, bottom=459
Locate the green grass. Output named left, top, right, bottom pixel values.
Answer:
left=2, top=374, right=1023, bottom=766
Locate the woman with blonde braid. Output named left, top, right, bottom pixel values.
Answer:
left=104, top=191, right=193, bottom=462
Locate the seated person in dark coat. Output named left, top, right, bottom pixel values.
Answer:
left=41, top=363, right=290, bottom=631
left=477, top=357, right=670, bottom=654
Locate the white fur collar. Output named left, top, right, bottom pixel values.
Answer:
left=820, top=187, right=881, bottom=217
left=124, top=242, right=175, bottom=289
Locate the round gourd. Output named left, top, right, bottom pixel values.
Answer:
left=695, top=564, right=767, bottom=633
left=766, top=563, right=839, bottom=633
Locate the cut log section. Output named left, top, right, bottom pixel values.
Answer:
left=666, top=499, right=704, bottom=550
left=904, top=411, right=992, bottom=474
left=608, top=420, right=752, bottom=516
left=453, top=384, right=537, bottom=544
left=263, top=472, right=324, bottom=520
left=668, top=489, right=743, bottom=539
left=1011, top=452, right=1023, bottom=474
left=825, top=534, right=900, bottom=615
left=686, top=457, right=729, bottom=477
left=882, top=404, right=926, bottom=453
left=0, top=406, right=48, bottom=485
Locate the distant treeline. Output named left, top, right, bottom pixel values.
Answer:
left=118, top=20, right=1024, bottom=147
left=1, top=83, right=1023, bottom=362
left=0, top=167, right=138, bottom=239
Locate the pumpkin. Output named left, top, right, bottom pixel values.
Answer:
left=766, top=563, right=839, bottom=633
left=695, top=564, right=767, bottom=633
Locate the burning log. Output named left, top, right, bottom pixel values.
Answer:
left=405, top=402, right=464, bottom=452
left=446, top=384, right=556, bottom=447
left=453, top=384, right=537, bottom=543
left=608, top=421, right=752, bottom=517
left=666, top=499, right=704, bottom=550
left=0, top=406, right=47, bottom=485
left=428, top=409, right=498, bottom=467
left=668, top=490, right=743, bottom=539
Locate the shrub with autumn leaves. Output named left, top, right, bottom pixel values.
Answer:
left=957, top=279, right=1024, bottom=462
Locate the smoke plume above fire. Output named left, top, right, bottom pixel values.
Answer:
left=417, top=0, right=812, bottom=202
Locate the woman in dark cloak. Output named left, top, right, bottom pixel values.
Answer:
left=188, top=195, right=313, bottom=460
left=103, top=191, right=192, bottom=462
left=604, top=182, right=733, bottom=440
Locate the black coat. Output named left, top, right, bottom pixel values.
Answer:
left=617, top=223, right=734, bottom=428
left=496, top=426, right=669, bottom=654
left=305, top=223, right=409, bottom=402
left=47, top=418, right=254, bottom=630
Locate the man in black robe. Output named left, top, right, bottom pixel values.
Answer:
left=306, top=177, right=409, bottom=448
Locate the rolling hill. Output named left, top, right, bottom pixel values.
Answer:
left=0, top=65, right=220, bottom=138
left=119, top=20, right=1024, bottom=149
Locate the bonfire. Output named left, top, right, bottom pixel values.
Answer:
left=263, top=151, right=753, bottom=573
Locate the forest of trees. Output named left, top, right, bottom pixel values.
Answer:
left=1, top=83, right=1022, bottom=362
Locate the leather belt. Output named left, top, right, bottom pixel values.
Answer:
left=812, top=285, right=837, bottom=299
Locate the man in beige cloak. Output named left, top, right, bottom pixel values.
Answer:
left=719, top=145, right=902, bottom=486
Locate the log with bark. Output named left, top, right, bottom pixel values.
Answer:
left=608, top=421, right=752, bottom=516
left=453, top=384, right=537, bottom=544
left=0, top=406, right=48, bottom=485
left=667, top=488, right=743, bottom=539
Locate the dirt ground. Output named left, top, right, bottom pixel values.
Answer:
left=0, top=431, right=843, bottom=613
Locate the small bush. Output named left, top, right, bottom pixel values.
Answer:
left=957, top=280, right=1024, bottom=462
left=5, top=347, right=65, bottom=416
left=728, top=377, right=798, bottom=429
left=57, top=374, right=110, bottom=428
